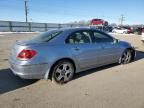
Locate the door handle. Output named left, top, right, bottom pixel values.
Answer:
left=73, top=47, right=80, bottom=51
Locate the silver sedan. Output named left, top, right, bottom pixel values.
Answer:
left=9, top=28, right=136, bottom=84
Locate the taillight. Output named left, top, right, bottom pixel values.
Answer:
left=17, top=49, right=37, bottom=60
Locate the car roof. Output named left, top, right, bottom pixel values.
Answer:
left=57, top=27, right=101, bottom=32
left=45, top=27, right=103, bottom=34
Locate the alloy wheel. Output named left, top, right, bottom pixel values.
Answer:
left=52, top=61, right=74, bottom=84
left=119, top=50, right=132, bottom=64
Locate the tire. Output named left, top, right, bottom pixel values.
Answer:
left=51, top=60, right=74, bottom=84
left=119, top=49, right=132, bottom=64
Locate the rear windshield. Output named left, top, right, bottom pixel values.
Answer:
left=30, top=30, right=63, bottom=42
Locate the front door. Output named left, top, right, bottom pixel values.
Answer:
left=91, top=30, right=120, bottom=65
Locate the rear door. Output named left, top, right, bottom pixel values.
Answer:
left=66, top=30, right=103, bottom=69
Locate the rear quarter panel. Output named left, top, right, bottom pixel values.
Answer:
left=29, top=44, right=78, bottom=70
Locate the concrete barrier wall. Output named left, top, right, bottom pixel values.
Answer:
left=31, top=23, right=45, bottom=28
left=0, top=21, right=87, bottom=32
left=12, top=22, right=29, bottom=27
left=12, top=27, right=29, bottom=32
left=0, top=27, right=10, bottom=31
left=31, top=27, right=46, bottom=32
left=47, top=23, right=60, bottom=28
left=0, top=21, right=9, bottom=26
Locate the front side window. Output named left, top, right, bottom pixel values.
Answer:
left=92, top=31, right=114, bottom=43
left=66, top=31, right=91, bottom=44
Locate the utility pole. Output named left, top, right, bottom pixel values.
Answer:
left=120, top=15, right=125, bottom=26
left=24, top=0, right=28, bottom=23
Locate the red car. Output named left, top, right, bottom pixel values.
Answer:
left=91, top=19, right=108, bottom=26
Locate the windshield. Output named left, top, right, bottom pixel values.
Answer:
left=30, top=30, right=63, bottom=42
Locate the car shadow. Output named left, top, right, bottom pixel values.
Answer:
left=0, top=69, right=38, bottom=94
left=74, top=50, right=144, bottom=80
left=74, top=63, right=118, bottom=80
left=135, top=50, right=144, bottom=61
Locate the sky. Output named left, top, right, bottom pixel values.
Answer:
left=0, top=0, right=144, bottom=24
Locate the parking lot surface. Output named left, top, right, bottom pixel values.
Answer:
left=0, top=33, right=144, bottom=108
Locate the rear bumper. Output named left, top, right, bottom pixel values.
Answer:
left=10, top=63, right=49, bottom=79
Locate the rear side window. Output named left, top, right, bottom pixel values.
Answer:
left=30, top=30, right=63, bottom=42
left=66, top=31, right=91, bottom=44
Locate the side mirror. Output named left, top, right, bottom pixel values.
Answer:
left=113, top=39, right=119, bottom=44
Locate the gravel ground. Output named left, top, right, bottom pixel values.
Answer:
left=0, top=33, right=144, bottom=108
